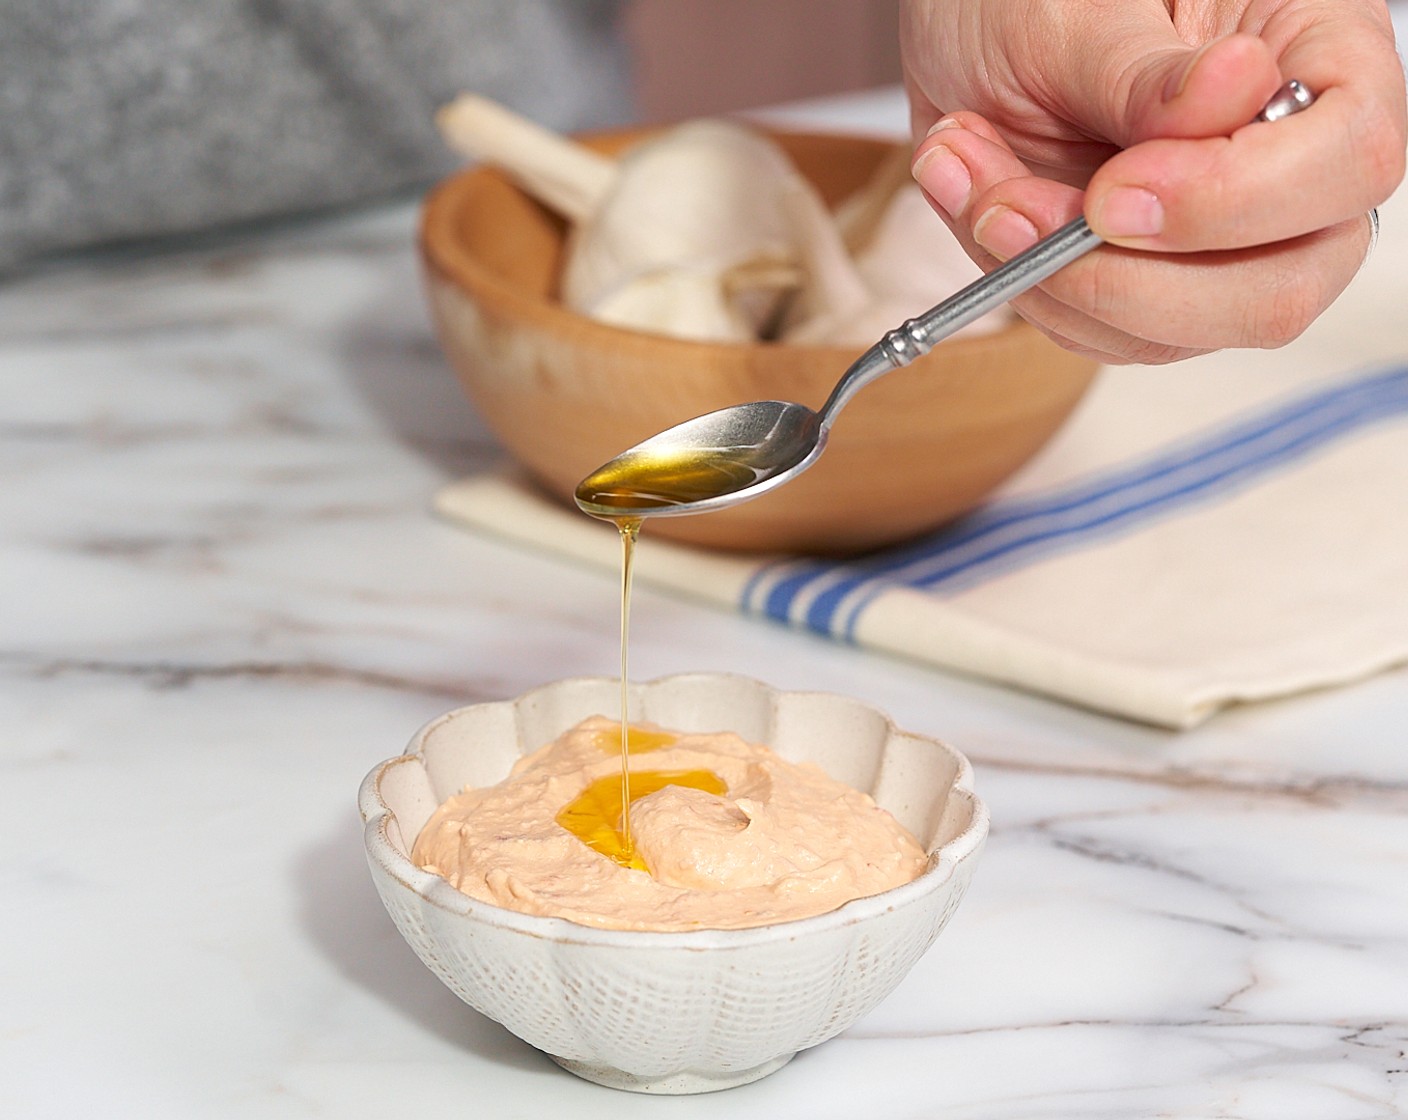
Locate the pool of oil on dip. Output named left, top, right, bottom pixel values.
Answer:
left=410, top=715, right=927, bottom=931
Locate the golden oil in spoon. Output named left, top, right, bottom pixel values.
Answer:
left=576, top=444, right=768, bottom=513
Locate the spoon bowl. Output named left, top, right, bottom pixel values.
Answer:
left=574, top=400, right=825, bottom=518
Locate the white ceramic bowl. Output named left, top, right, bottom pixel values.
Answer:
left=359, top=673, right=988, bottom=1094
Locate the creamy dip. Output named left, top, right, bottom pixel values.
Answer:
left=411, top=715, right=928, bottom=931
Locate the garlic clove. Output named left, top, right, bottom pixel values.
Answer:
left=783, top=181, right=1013, bottom=347
left=774, top=175, right=877, bottom=343
left=832, top=144, right=916, bottom=255
left=855, top=184, right=1011, bottom=342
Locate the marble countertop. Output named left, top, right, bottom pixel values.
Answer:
left=6, top=88, right=1408, bottom=1120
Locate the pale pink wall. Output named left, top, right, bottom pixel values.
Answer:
left=623, top=0, right=901, bottom=123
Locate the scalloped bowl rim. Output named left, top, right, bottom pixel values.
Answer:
left=360, top=671, right=990, bottom=948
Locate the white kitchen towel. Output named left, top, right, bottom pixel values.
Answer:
left=437, top=190, right=1408, bottom=728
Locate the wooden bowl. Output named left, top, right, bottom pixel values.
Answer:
left=419, top=129, right=1099, bottom=555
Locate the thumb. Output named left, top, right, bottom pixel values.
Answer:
left=1057, top=18, right=1285, bottom=145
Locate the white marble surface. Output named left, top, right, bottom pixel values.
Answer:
left=5, top=87, right=1408, bottom=1119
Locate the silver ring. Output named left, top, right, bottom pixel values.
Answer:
left=1368, top=207, right=1380, bottom=255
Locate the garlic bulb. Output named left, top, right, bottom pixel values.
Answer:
left=437, top=97, right=818, bottom=342
left=435, top=96, right=1007, bottom=348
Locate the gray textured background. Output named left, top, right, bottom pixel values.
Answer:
left=0, top=0, right=631, bottom=269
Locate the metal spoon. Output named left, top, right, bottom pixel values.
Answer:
left=575, top=80, right=1315, bottom=521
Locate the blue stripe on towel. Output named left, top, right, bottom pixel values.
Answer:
left=740, top=365, right=1408, bottom=641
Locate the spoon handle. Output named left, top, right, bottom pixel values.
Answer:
left=817, top=79, right=1316, bottom=430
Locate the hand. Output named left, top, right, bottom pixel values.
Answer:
left=901, top=0, right=1406, bottom=364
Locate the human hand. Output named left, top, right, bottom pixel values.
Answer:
left=901, top=0, right=1406, bottom=364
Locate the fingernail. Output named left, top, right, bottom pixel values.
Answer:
left=973, top=205, right=1039, bottom=261
left=1092, top=186, right=1164, bottom=238
left=925, top=115, right=963, bottom=138
left=912, top=142, right=972, bottom=217
left=1163, top=39, right=1217, bottom=102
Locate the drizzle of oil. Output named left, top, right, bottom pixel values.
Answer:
left=557, top=768, right=727, bottom=871
left=614, top=517, right=641, bottom=854
left=575, top=445, right=765, bottom=513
